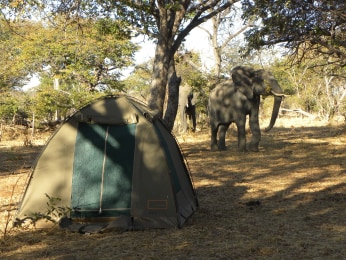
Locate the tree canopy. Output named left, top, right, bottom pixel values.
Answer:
left=2, top=0, right=242, bottom=130
left=242, top=0, right=346, bottom=69
left=111, top=1, right=241, bottom=129
left=0, top=18, right=35, bottom=90
left=2, top=1, right=345, bottom=126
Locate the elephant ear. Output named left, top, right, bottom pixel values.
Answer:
left=253, top=70, right=272, bottom=96
left=231, top=66, right=255, bottom=100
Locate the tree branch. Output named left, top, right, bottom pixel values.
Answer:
left=173, top=0, right=240, bottom=54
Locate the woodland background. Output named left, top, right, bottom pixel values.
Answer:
left=1, top=1, right=345, bottom=129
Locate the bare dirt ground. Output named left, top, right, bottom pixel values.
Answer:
left=0, top=118, right=345, bottom=259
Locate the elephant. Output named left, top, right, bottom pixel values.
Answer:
left=178, top=85, right=197, bottom=132
left=208, top=66, right=285, bottom=152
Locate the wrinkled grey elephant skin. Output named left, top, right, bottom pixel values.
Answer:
left=208, top=66, right=284, bottom=152
left=179, top=85, right=197, bottom=133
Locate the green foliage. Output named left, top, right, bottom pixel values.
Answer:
left=122, top=62, right=153, bottom=100
left=269, top=59, right=346, bottom=120
left=34, top=88, right=67, bottom=120
left=0, top=94, right=17, bottom=120
left=0, top=91, right=32, bottom=122
left=30, top=17, right=137, bottom=92
left=0, top=13, right=139, bottom=121
left=175, top=51, right=207, bottom=89
left=175, top=51, right=210, bottom=112
left=0, top=19, right=35, bottom=90
left=241, top=0, right=346, bottom=69
left=0, top=16, right=137, bottom=93
left=2, top=0, right=242, bottom=129
left=95, top=18, right=131, bottom=38
left=28, top=193, right=71, bottom=225
left=31, top=76, right=103, bottom=121
left=270, top=61, right=295, bottom=96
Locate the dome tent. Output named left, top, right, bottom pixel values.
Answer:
left=15, top=95, right=198, bottom=232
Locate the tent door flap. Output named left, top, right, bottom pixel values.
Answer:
left=71, top=123, right=136, bottom=218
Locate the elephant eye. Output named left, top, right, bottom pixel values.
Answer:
left=253, top=76, right=263, bottom=84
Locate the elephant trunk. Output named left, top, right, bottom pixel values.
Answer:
left=264, top=80, right=283, bottom=132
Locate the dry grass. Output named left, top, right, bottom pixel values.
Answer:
left=1, top=118, right=346, bottom=259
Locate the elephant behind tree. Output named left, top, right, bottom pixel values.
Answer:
left=208, top=66, right=285, bottom=152
left=178, top=85, right=197, bottom=133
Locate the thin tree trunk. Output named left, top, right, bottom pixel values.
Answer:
left=211, top=16, right=221, bottom=78
left=31, top=113, right=35, bottom=142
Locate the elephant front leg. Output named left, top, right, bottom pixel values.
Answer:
left=236, top=118, right=247, bottom=152
left=191, top=106, right=196, bottom=132
left=210, top=124, right=219, bottom=151
left=180, top=109, right=188, bottom=133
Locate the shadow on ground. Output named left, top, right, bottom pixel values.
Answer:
left=1, top=124, right=345, bottom=259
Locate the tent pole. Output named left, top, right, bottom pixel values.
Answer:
left=99, top=125, right=109, bottom=214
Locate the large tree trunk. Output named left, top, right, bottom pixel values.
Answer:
left=163, top=61, right=181, bottom=131
left=147, top=9, right=180, bottom=131
left=146, top=1, right=236, bottom=130
left=148, top=41, right=181, bottom=131
left=147, top=38, right=171, bottom=118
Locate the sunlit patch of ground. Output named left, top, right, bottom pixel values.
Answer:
left=1, top=117, right=345, bottom=259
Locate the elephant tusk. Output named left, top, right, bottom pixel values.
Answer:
left=270, top=90, right=287, bottom=97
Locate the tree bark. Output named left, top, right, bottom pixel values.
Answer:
left=146, top=1, right=239, bottom=128
left=163, top=61, right=181, bottom=131
left=147, top=37, right=171, bottom=118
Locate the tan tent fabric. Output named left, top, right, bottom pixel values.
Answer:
left=15, top=95, right=198, bottom=231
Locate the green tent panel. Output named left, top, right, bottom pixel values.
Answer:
left=15, top=95, right=198, bottom=231
left=71, top=123, right=136, bottom=218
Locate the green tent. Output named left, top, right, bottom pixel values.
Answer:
left=16, top=95, right=198, bottom=231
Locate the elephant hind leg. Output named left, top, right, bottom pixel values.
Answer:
left=248, top=111, right=261, bottom=152
left=217, top=124, right=229, bottom=150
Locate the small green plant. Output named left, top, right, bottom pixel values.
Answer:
left=27, top=193, right=71, bottom=225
